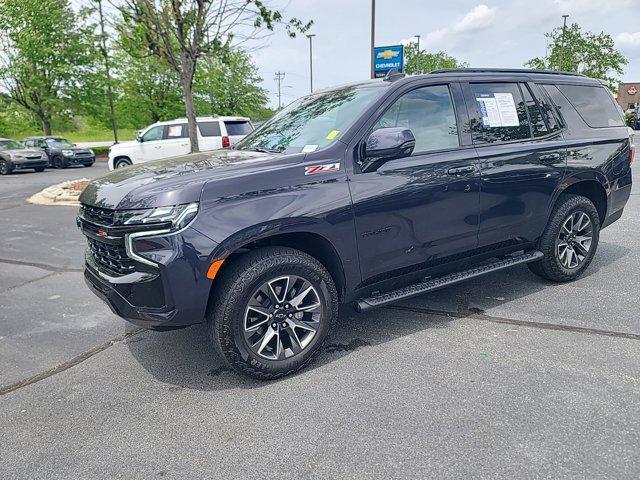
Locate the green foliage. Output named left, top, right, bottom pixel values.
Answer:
left=0, top=0, right=100, bottom=134
left=114, top=52, right=185, bottom=128
left=116, top=0, right=311, bottom=152
left=404, top=43, right=468, bottom=75
left=195, top=49, right=271, bottom=119
left=526, top=23, right=627, bottom=90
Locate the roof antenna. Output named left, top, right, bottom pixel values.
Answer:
left=383, top=68, right=405, bottom=82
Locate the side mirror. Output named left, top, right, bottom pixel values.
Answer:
left=364, top=127, right=415, bottom=164
left=136, top=135, right=143, bottom=143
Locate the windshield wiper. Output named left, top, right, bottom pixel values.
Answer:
left=250, top=147, right=283, bottom=154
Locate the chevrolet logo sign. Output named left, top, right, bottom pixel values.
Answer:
left=377, top=49, right=399, bottom=60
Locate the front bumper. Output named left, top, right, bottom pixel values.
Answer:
left=65, top=154, right=95, bottom=165
left=81, top=223, right=217, bottom=329
left=12, top=159, right=48, bottom=170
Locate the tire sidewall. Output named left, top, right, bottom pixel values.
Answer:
left=0, top=159, right=10, bottom=175
left=546, top=197, right=600, bottom=279
left=214, top=252, right=338, bottom=378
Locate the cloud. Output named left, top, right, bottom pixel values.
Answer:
left=453, top=5, right=497, bottom=33
left=616, top=31, right=640, bottom=50
left=422, top=4, right=497, bottom=50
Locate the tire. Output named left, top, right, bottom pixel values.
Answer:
left=52, top=155, right=67, bottom=169
left=528, top=194, right=600, bottom=282
left=83, top=162, right=94, bottom=167
left=34, top=166, right=45, bottom=172
left=0, top=159, right=12, bottom=175
left=207, top=246, right=338, bottom=380
left=114, top=158, right=131, bottom=169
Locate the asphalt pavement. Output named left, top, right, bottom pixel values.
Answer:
left=1, top=160, right=639, bottom=479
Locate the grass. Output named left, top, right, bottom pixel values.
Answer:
left=1, top=127, right=138, bottom=143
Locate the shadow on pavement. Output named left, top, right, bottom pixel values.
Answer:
left=125, top=240, right=629, bottom=391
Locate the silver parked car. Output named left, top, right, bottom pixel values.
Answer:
left=0, top=138, right=48, bottom=175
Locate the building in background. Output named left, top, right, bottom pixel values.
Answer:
left=617, top=83, right=640, bottom=111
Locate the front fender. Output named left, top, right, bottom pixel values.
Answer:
left=191, top=159, right=360, bottom=293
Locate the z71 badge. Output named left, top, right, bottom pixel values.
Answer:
left=304, top=163, right=340, bottom=175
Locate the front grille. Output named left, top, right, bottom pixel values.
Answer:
left=75, top=152, right=92, bottom=157
left=26, top=155, right=42, bottom=160
left=87, top=237, right=136, bottom=275
left=80, top=204, right=115, bottom=226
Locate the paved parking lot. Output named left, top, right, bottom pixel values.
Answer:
left=1, top=161, right=639, bottom=479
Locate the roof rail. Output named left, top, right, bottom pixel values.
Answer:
left=429, top=68, right=586, bottom=77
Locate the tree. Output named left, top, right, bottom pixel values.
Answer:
left=0, top=0, right=99, bottom=135
left=404, top=43, right=467, bottom=75
left=526, top=23, right=627, bottom=90
left=115, top=52, right=186, bottom=128
left=117, top=0, right=311, bottom=153
left=195, top=49, right=270, bottom=119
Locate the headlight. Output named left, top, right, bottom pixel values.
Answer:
left=11, top=154, right=24, bottom=160
left=89, top=149, right=94, bottom=155
left=114, top=203, right=199, bottom=232
left=62, top=149, right=74, bottom=156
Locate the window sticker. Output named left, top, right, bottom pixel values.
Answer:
left=476, top=92, right=519, bottom=127
left=301, top=144, right=319, bottom=153
left=167, top=125, right=182, bottom=137
left=326, top=130, right=340, bottom=140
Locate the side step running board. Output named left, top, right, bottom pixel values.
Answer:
left=355, top=250, right=544, bottom=313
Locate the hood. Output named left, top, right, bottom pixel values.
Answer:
left=79, top=149, right=293, bottom=210
left=6, top=148, right=44, bottom=158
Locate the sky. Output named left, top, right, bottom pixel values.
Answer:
left=244, top=0, right=640, bottom=108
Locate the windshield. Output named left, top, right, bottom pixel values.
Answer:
left=0, top=139, right=24, bottom=150
left=237, top=83, right=386, bottom=154
left=46, top=138, right=74, bottom=148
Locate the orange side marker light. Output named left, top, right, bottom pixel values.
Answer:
left=206, top=259, right=225, bottom=280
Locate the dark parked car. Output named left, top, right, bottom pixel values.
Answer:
left=0, top=138, right=48, bottom=175
left=78, top=69, right=633, bottom=379
left=23, top=136, right=95, bottom=168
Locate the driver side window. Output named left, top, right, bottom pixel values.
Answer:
left=374, top=84, right=459, bottom=154
left=142, top=126, right=163, bottom=142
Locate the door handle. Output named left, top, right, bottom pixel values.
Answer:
left=447, top=166, right=475, bottom=175
left=539, top=153, right=561, bottom=163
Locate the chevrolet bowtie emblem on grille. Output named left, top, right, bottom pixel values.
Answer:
left=97, top=229, right=108, bottom=237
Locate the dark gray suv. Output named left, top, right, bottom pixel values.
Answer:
left=23, top=136, right=95, bottom=169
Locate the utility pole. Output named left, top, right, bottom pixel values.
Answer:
left=558, top=14, right=569, bottom=71
left=306, top=34, right=316, bottom=93
left=370, top=0, right=376, bottom=79
left=96, top=0, right=118, bottom=144
left=415, top=34, right=421, bottom=74
left=274, top=71, right=285, bottom=109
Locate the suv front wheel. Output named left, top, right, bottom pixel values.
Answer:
left=208, top=246, right=338, bottom=379
left=529, top=194, right=601, bottom=282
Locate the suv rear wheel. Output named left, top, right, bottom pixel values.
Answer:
left=208, top=246, right=338, bottom=379
left=114, top=158, right=131, bottom=169
left=528, top=194, right=600, bottom=282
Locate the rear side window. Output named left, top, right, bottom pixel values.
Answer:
left=521, top=85, right=548, bottom=137
left=469, top=83, right=531, bottom=144
left=224, top=121, right=253, bottom=136
left=557, top=85, right=624, bottom=128
left=164, top=124, right=187, bottom=139
left=198, top=121, right=221, bottom=137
